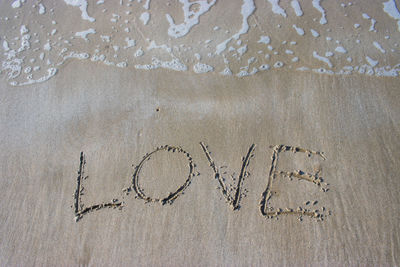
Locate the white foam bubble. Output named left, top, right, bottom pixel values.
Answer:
left=3, top=41, right=10, bottom=52
left=293, top=25, right=305, bottom=36
left=312, top=0, right=327, bottom=25
left=259, top=64, right=270, bottom=70
left=237, top=45, right=247, bottom=56
left=63, top=0, right=95, bottom=22
left=166, top=0, right=216, bottom=38
left=11, top=68, right=57, bottom=86
left=38, top=3, right=46, bottom=14
left=369, top=19, right=377, bottom=32
left=236, top=70, right=250, bottom=77
left=58, top=52, right=90, bottom=65
left=383, top=0, right=400, bottom=32
left=143, top=0, right=151, bottom=10
left=268, top=0, right=287, bottom=17
left=297, top=66, right=310, bottom=71
left=220, top=67, right=233, bottom=75
left=135, top=57, right=187, bottom=72
left=2, top=55, right=23, bottom=80
left=193, top=62, right=214, bottom=73
left=75, top=28, right=96, bottom=41
left=311, top=29, right=320, bottom=37
left=43, top=41, right=51, bottom=51
left=335, top=46, right=347, bottom=53
left=373, top=41, right=386, bottom=53
left=140, top=12, right=150, bottom=25
left=234, top=0, right=256, bottom=40
left=366, top=56, right=378, bottom=67
left=116, top=62, right=127, bottom=68
left=12, top=0, right=21, bottom=8
left=215, top=39, right=230, bottom=55
left=110, top=14, right=120, bottom=23
left=247, top=57, right=256, bottom=65
left=194, top=53, right=201, bottom=60
left=362, top=13, right=371, bottom=19
left=90, top=52, right=105, bottom=62
left=216, top=0, right=255, bottom=54
left=3, top=0, right=399, bottom=84
left=147, top=40, right=172, bottom=54
left=17, top=33, right=30, bottom=52
left=273, top=61, right=284, bottom=68
left=20, top=25, right=29, bottom=35
left=313, top=68, right=333, bottom=75
left=290, top=0, right=303, bottom=16
left=325, top=51, right=334, bottom=57
left=374, top=65, right=399, bottom=77
left=313, top=51, right=333, bottom=68
left=100, top=35, right=111, bottom=42
left=124, top=38, right=136, bottom=49
left=134, top=48, right=144, bottom=57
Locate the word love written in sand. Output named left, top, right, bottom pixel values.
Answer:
left=73, top=143, right=330, bottom=222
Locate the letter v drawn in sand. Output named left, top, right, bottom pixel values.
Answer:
left=200, top=142, right=256, bottom=210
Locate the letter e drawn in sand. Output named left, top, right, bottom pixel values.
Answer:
left=124, top=145, right=198, bottom=205
left=73, top=152, right=123, bottom=222
left=259, top=145, right=329, bottom=221
left=199, top=142, right=256, bottom=210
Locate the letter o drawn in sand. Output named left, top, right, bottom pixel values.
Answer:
left=131, top=145, right=196, bottom=205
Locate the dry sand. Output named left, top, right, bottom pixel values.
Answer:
left=0, top=0, right=399, bottom=266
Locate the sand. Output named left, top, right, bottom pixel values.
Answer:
left=0, top=0, right=399, bottom=266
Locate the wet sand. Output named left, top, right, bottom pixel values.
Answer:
left=0, top=1, right=399, bottom=266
